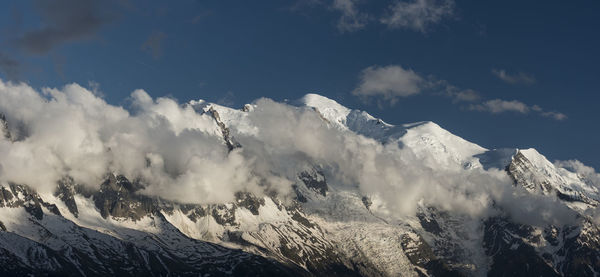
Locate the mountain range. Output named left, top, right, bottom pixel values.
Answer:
left=0, top=91, right=599, bottom=276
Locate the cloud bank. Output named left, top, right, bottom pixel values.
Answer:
left=0, top=79, right=261, bottom=204
left=0, top=78, right=583, bottom=226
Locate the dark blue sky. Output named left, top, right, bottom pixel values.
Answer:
left=0, top=0, right=599, bottom=168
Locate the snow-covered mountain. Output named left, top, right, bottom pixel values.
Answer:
left=0, top=89, right=599, bottom=276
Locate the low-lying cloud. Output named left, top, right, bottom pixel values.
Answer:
left=0, top=79, right=261, bottom=204
left=0, top=78, right=583, bottom=226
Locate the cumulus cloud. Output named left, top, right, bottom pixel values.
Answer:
left=492, top=69, right=536, bottom=85
left=380, top=0, right=455, bottom=32
left=0, top=79, right=262, bottom=204
left=352, top=65, right=424, bottom=104
left=332, top=0, right=369, bottom=32
left=15, top=0, right=113, bottom=54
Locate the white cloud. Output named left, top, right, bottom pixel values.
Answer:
left=0, top=79, right=261, bottom=204
left=332, top=0, right=369, bottom=32
left=352, top=65, right=566, bottom=120
left=352, top=65, right=424, bottom=104
left=492, top=69, right=536, bottom=85
left=380, top=0, right=455, bottom=32
left=555, top=159, right=600, bottom=188
left=540, top=111, right=567, bottom=121
left=438, top=81, right=481, bottom=102
left=470, top=99, right=530, bottom=114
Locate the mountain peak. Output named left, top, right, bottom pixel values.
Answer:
left=299, top=93, right=351, bottom=126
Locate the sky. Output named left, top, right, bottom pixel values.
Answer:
left=0, top=0, right=598, bottom=169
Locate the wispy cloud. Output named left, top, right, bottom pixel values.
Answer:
left=470, top=100, right=567, bottom=120
left=437, top=81, right=481, bottom=102
left=352, top=64, right=566, bottom=120
left=380, top=0, right=455, bottom=32
left=470, top=99, right=530, bottom=114
left=291, top=0, right=454, bottom=33
left=492, top=68, right=536, bottom=85
left=532, top=105, right=567, bottom=121
left=141, top=31, right=167, bottom=59
left=332, top=0, right=369, bottom=32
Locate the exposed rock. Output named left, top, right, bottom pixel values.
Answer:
left=401, top=233, right=464, bottom=277
left=299, top=169, right=328, bottom=197
left=207, top=107, right=241, bottom=151
left=93, top=174, right=157, bottom=220
left=361, top=196, right=372, bottom=210
left=55, top=176, right=79, bottom=217
left=507, top=151, right=553, bottom=193
left=483, top=217, right=560, bottom=277
left=235, top=192, right=265, bottom=215
left=0, top=113, right=10, bottom=140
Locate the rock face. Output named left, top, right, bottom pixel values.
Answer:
left=207, top=107, right=241, bottom=151
left=1, top=95, right=600, bottom=276
left=0, top=113, right=10, bottom=140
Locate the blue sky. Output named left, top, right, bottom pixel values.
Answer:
left=0, top=0, right=599, bottom=168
